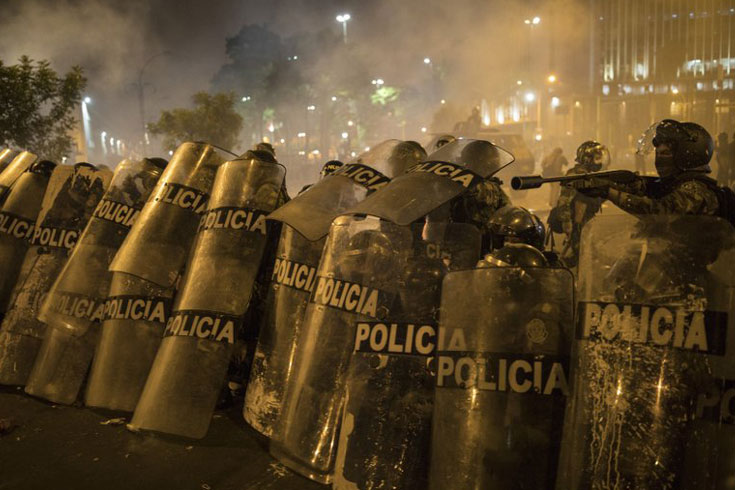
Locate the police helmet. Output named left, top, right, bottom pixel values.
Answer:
left=255, top=142, right=275, bottom=156
left=432, top=134, right=457, bottom=152
left=575, top=140, right=609, bottom=171
left=320, top=160, right=343, bottom=177
left=489, top=205, right=545, bottom=251
left=29, top=160, right=57, bottom=176
left=477, top=243, right=548, bottom=269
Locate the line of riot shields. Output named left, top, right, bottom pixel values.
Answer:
left=0, top=138, right=734, bottom=490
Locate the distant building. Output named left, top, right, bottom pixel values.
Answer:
left=594, top=0, right=735, bottom=152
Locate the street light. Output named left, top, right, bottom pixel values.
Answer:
left=241, top=96, right=251, bottom=102
left=83, top=96, right=92, bottom=104
left=136, top=50, right=171, bottom=149
left=547, top=74, right=557, bottom=83
left=524, top=16, right=541, bottom=25
left=525, top=91, right=536, bottom=102
left=336, top=13, right=351, bottom=44
left=423, top=57, right=431, bottom=65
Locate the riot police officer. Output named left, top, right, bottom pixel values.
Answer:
left=572, top=120, right=727, bottom=221
left=549, top=140, right=610, bottom=267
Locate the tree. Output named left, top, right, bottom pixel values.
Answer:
left=0, top=56, right=86, bottom=161
left=148, top=92, right=243, bottom=152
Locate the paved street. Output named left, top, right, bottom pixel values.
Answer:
left=0, top=386, right=324, bottom=490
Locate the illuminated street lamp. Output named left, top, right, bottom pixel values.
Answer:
left=524, top=16, right=541, bottom=25
left=524, top=91, right=536, bottom=102
left=547, top=74, right=557, bottom=83
left=336, top=13, right=351, bottom=43
left=83, top=96, right=92, bottom=104
left=423, top=57, right=431, bottom=65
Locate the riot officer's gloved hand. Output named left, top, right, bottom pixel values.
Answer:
left=566, top=178, right=611, bottom=199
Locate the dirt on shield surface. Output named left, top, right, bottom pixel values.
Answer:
left=0, top=386, right=324, bottom=490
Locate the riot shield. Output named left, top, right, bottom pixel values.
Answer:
left=346, top=139, right=514, bottom=226
left=270, top=215, right=413, bottom=483
left=84, top=272, right=173, bottom=411
left=333, top=223, right=481, bottom=490
left=244, top=225, right=326, bottom=438
left=0, top=164, right=110, bottom=386
left=557, top=214, right=735, bottom=490
left=23, top=159, right=166, bottom=405
left=268, top=140, right=425, bottom=241
left=109, top=142, right=231, bottom=288
left=429, top=266, right=574, bottom=490
left=0, top=151, right=38, bottom=204
left=0, top=148, right=19, bottom=175
left=129, top=156, right=285, bottom=439
left=0, top=161, right=57, bottom=317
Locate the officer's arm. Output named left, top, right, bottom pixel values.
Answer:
left=607, top=181, right=718, bottom=215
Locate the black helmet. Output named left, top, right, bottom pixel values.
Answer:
left=489, top=205, right=545, bottom=251
left=254, top=142, right=275, bottom=156
left=575, top=140, right=609, bottom=171
left=679, top=122, right=714, bottom=171
left=431, top=134, right=457, bottom=152
left=243, top=149, right=278, bottom=163
left=29, top=160, right=57, bottom=176
left=641, top=119, right=713, bottom=176
left=320, top=160, right=343, bottom=177
left=477, top=243, right=548, bottom=269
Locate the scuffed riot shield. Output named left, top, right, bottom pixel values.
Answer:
left=268, top=140, right=425, bottom=241
left=346, top=139, right=514, bottom=226
left=0, top=149, right=19, bottom=175
left=0, top=151, right=38, bottom=205
left=557, top=214, right=735, bottom=490
left=0, top=164, right=110, bottom=386
left=270, top=216, right=413, bottom=483
left=84, top=272, right=173, bottom=411
left=333, top=223, right=481, bottom=490
left=429, top=266, right=574, bottom=490
left=0, top=161, right=57, bottom=316
left=129, top=156, right=285, bottom=439
left=110, top=142, right=230, bottom=288
left=244, top=225, right=326, bottom=438
left=23, top=159, right=166, bottom=405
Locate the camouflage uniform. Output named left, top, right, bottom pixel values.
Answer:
left=608, top=173, right=719, bottom=216
left=552, top=165, right=603, bottom=266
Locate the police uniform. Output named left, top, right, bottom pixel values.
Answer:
left=456, top=177, right=511, bottom=252
left=552, top=165, right=603, bottom=266
left=608, top=173, right=719, bottom=216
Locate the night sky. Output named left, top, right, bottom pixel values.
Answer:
left=0, top=0, right=589, bottom=151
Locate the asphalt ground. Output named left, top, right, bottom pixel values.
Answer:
left=0, top=386, right=324, bottom=490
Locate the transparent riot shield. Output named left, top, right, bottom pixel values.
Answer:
left=557, top=214, right=735, bottom=490
left=23, top=159, right=166, bottom=405
left=109, top=142, right=230, bottom=289
left=333, top=223, right=481, bottom=490
left=84, top=272, right=173, bottom=411
left=0, top=161, right=57, bottom=316
left=244, top=225, right=326, bottom=437
left=0, top=151, right=38, bottom=204
left=129, top=156, right=285, bottom=439
left=268, top=140, right=425, bottom=241
left=0, top=164, right=110, bottom=386
left=429, top=266, right=574, bottom=490
left=270, top=215, right=413, bottom=483
left=0, top=149, right=19, bottom=176
left=346, top=139, right=514, bottom=226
